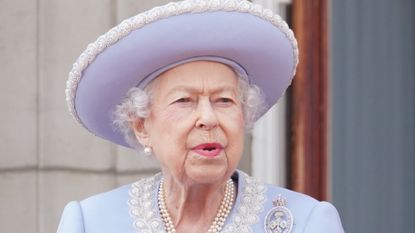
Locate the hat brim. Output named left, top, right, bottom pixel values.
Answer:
left=68, top=2, right=298, bottom=148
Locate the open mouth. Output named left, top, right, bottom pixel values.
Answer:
left=204, top=146, right=217, bottom=151
left=192, top=143, right=223, bottom=157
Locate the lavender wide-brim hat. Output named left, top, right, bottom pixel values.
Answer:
left=66, top=0, right=299, bottom=148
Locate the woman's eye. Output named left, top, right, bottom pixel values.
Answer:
left=218, top=98, right=233, bottom=103
left=215, top=97, right=234, bottom=106
left=175, top=97, right=192, bottom=103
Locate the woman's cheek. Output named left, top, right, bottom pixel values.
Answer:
left=163, top=106, right=194, bottom=122
left=220, top=107, right=244, bottom=126
left=234, top=106, right=245, bottom=126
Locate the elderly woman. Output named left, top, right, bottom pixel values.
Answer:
left=58, top=0, right=344, bottom=232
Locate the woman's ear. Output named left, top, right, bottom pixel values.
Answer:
left=131, top=119, right=150, bottom=146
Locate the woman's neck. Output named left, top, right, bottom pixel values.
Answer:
left=162, top=176, right=229, bottom=232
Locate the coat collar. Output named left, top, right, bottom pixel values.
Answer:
left=128, top=170, right=267, bottom=233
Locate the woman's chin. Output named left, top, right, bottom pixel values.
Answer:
left=184, top=164, right=229, bottom=184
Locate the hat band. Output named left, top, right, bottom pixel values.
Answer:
left=137, top=56, right=249, bottom=88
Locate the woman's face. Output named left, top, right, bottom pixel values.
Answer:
left=137, top=61, right=245, bottom=185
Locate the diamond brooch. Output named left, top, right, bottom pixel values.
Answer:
left=264, top=194, right=293, bottom=233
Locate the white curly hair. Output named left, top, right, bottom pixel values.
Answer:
left=113, top=72, right=266, bottom=150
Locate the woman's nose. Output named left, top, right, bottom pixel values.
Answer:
left=195, top=100, right=218, bottom=130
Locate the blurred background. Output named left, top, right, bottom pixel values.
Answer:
left=0, top=0, right=414, bottom=232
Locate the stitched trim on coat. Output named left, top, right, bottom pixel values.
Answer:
left=128, top=172, right=267, bottom=233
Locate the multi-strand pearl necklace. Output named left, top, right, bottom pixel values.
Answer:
left=158, top=179, right=235, bottom=233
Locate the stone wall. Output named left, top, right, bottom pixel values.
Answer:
left=0, top=1, right=175, bottom=232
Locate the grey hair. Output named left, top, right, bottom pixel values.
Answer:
left=113, top=75, right=266, bottom=149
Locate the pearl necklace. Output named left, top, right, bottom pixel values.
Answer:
left=158, top=179, right=235, bottom=233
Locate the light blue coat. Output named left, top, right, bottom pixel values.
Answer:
left=57, top=171, right=344, bottom=233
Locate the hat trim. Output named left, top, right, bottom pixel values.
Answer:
left=137, top=55, right=249, bottom=89
left=66, top=0, right=299, bottom=127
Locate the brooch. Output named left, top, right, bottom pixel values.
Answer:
left=264, top=194, right=294, bottom=233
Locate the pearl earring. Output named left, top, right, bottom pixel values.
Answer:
left=143, top=146, right=152, bottom=156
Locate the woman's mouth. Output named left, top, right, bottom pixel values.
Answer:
left=192, top=143, right=223, bottom=157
